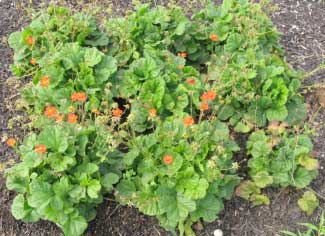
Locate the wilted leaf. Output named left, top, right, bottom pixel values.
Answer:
left=298, top=191, right=319, bottom=216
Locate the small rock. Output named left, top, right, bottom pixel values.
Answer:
left=214, top=229, right=223, bottom=236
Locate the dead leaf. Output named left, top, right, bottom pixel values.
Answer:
left=315, top=87, right=325, bottom=107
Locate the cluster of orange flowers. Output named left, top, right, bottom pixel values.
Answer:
left=44, top=105, right=78, bottom=124
left=199, top=90, right=216, bottom=112
left=71, top=92, right=87, bottom=102
left=201, top=90, right=216, bottom=101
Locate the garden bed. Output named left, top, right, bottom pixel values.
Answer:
left=0, top=1, right=324, bottom=236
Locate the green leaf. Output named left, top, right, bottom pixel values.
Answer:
left=84, top=47, right=103, bottom=67
left=286, top=96, right=306, bottom=125
left=178, top=176, right=209, bottom=200
left=234, top=122, right=251, bottom=133
left=250, top=140, right=272, bottom=158
left=8, top=31, right=22, bottom=49
left=6, top=165, right=29, bottom=193
left=299, top=156, right=319, bottom=171
left=298, top=191, right=319, bottom=216
left=53, top=177, right=72, bottom=196
left=252, top=171, right=273, bottom=188
left=60, top=43, right=84, bottom=69
left=294, top=167, right=318, bottom=189
left=221, top=0, right=233, bottom=17
left=116, top=180, right=136, bottom=204
left=87, top=179, right=101, bottom=199
left=235, top=181, right=260, bottom=200
left=124, top=149, right=140, bottom=166
left=280, top=231, right=298, bottom=236
left=12, top=194, right=40, bottom=222
left=41, top=65, right=65, bottom=87
left=139, top=77, right=165, bottom=108
left=251, top=194, right=270, bottom=206
left=30, top=19, right=45, bottom=33
left=38, top=126, right=68, bottom=153
left=69, top=185, right=86, bottom=201
left=77, top=163, right=99, bottom=175
left=101, top=173, right=119, bottom=191
left=95, top=55, right=117, bottom=83
left=47, top=153, right=75, bottom=172
left=177, top=194, right=196, bottom=220
left=218, top=105, right=235, bottom=120
left=175, top=21, right=187, bottom=35
left=212, top=120, right=230, bottom=141
left=136, top=192, right=163, bottom=216
left=266, top=105, right=288, bottom=122
left=191, top=194, right=223, bottom=222
left=27, top=180, right=53, bottom=209
left=62, top=213, right=88, bottom=236
left=225, top=33, right=243, bottom=52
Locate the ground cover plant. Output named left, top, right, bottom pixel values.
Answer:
left=4, top=0, right=322, bottom=235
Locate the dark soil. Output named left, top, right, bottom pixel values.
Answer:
left=1, top=1, right=324, bottom=236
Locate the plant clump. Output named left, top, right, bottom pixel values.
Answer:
left=5, top=1, right=317, bottom=236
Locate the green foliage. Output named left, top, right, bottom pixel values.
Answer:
left=117, top=120, right=239, bottom=232
left=6, top=124, right=122, bottom=236
left=238, top=124, right=318, bottom=206
left=6, top=1, right=317, bottom=235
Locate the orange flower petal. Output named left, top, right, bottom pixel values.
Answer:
left=163, top=155, right=173, bottom=165
left=6, top=138, right=16, bottom=147
left=35, top=144, right=47, bottom=154
left=183, top=116, right=194, bottom=126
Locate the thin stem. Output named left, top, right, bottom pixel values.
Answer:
left=302, top=63, right=325, bottom=81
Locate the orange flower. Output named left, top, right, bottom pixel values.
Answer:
left=40, top=76, right=50, bottom=87
left=183, top=116, right=194, bottom=126
left=187, top=78, right=196, bottom=86
left=210, top=34, right=218, bottom=42
left=178, top=52, right=187, bottom=58
left=149, top=108, right=157, bottom=116
left=200, top=102, right=209, bottom=111
left=67, top=113, right=78, bottom=124
left=70, top=92, right=87, bottom=102
left=163, top=155, right=173, bottom=165
left=44, top=105, right=58, bottom=118
left=200, top=90, right=216, bottom=101
left=26, top=36, right=34, bottom=45
left=55, top=114, right=64, bottom=122
left=112, top=108, right=123, bottom=117
left=35, top=144, right=47, bottom=154
left=6, top=138, right=16, bottom=147
left=30, top=58, right=37, bottom=65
